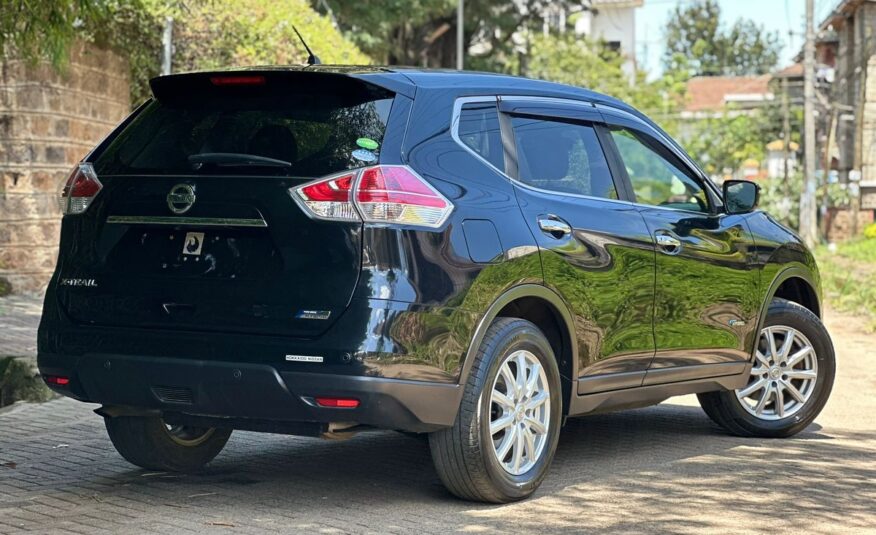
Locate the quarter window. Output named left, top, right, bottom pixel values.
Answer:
left=457, top=102, right=505, bottom=171
left=510, top=116, right=617, bottom=199
left=609, top=128, right=709, bottom=212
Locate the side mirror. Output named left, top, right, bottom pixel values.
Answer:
left=723, top=180, right=760, bottom=214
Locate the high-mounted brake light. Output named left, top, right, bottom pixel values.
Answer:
left=59, top=163, right=102, bottom=215
left=209, top=75, right=266, bottom=86
left=289, top=165, right=453, bottom=228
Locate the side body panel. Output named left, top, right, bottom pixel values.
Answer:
left=597, top=105, right=761, bottom=381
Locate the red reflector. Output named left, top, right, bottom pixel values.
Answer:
left=44, top=375, right=70, bottom=386
left=210, top=75, right=266, bottom=86
left=314, top=397, right=360, bottom=408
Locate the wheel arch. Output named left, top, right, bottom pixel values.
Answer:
left=458, top=284, right=578, bottom=415
left=756, top=267, right=822, bottom=338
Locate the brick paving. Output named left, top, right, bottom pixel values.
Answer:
left=0, top=308, right=874, bottom=534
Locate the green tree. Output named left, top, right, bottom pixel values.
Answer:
left=0, top=0, right=153, bottom=69
left=684, top=111, right=770, bottom=176
left=316, top=0, right=578, bottom=70
left=663, top=0, right=781, bottom=77
left=524, top=33, right=687, bottom=135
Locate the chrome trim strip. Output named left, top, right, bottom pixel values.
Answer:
left=106, top=215, right=268, bottom=227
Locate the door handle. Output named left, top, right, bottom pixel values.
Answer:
left=537, top=216, right=572, bottom=239
left=655, top=232, right=682, bottom=255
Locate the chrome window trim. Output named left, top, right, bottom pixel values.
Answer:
left=450, top=96, right=506, bottom=177
left=450, top=95, right=632, bottom=208
left=106, top=215, right=268, bottom=227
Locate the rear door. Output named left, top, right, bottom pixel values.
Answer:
left=57, top=72, right=396, bottom=338
left=498, top=98, right=657, bottom=393
left=598, top=105, right=760, bottom=383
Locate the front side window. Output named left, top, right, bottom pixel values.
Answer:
left=511, top=116, right=617, bottom=199
left=457, top=101, right=505, bottom=170
left=609, top=127, right=709, bottom=212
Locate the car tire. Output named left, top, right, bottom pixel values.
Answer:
left=698, top=298, right=835, bottom=438
left=429, top=318, right=562, bottom=503
left=105, top=416, right=232, bottom=472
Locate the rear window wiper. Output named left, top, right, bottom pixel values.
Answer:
left=188, top=153, right=292, bottom=169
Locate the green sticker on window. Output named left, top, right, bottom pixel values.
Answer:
left=356, top=137, right=379, bottom=150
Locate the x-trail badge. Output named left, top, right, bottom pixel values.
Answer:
left=167, top=184, right=196, bottom=214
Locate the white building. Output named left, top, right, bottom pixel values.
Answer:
left=574, top=0, right=643, bottom=78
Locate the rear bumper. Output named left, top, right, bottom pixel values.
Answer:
left=38, top=353, right=461, bottom=433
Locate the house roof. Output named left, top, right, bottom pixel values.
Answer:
left=766, top=140, right=800, bottom=152
left=820, top=0, right=876, bottom=31
left=684, top=75, right=773, bottom=112
left=773, top=63, right=804, bottom=79
left=591, top=0, right=644, bottom=7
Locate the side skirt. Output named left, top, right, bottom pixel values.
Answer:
left=568, top=362, right=750, bottom=416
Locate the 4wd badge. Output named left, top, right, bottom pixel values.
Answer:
left=183, top=232, right=204, bottom=256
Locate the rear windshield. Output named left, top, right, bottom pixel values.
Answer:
left=94, top=82, right=393, bottom=177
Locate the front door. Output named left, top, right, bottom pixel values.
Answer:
left=499, top=99, right=656, bottom=393
left=599, top=110, right=760, bottom=384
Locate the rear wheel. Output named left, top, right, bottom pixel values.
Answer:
left=698, top=298, right=835, bottom=438
left=429, top=318, right=562, bottom=503
left=105, top=415, right=231, bottom=472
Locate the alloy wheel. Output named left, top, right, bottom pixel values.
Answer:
left=488, top=350, right=551, bottom=476
left=163, top=422, right=216, bottom=447
left=735, top=325, right=818, bottom=420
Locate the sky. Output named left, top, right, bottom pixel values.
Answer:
left=635, top=0, right=838, bottom=77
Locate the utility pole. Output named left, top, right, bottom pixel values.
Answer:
left=456, top=0, right=464, bottom=70
left=782, top=76, right=791, bottom=196
left=161, top=17, right=173, bottom=76
left=800, top=0, right=818, bottom=248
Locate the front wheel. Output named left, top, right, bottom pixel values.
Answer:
left=105, top=415, right=231, bottom=472
left=429, top=318, right=562, bottom=503
left=698, top=298, right=835, bottom=438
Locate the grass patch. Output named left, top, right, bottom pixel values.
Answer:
left=815, top=238, right=876, bottom=330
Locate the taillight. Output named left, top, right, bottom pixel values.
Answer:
left=59, top=162, right=102, bottom=215
left=290, top=165, right=453, bottom=228
left=356, top=166, right=451, bottom=227
left=292, top=171, right=358, bottom=221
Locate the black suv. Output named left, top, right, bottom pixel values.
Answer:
left=39, top=67, right=835, bottom=503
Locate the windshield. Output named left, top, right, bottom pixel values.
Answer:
left=94, top=88, right=393, bottom=177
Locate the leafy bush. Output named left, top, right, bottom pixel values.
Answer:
left=815, top=239, right=876, bottom=330
left=0, top=358, right=53, bottom=408
left=864, top=223, right=876, bottom=240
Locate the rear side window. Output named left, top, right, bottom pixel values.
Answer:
left=457, top=101, right=505, bottom=171
left=94, top=84, right=393, bottom=177
left=511, top=116, right=617, bottom=199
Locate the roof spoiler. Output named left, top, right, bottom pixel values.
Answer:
left=149, top=69, right=415, bottom=102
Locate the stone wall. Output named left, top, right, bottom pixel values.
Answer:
left=0, top=42, right=130, bottom=293
left=826, top=207, right=875, bottom=242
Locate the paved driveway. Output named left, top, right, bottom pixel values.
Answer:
left=0, top=309, right=874, bottom=534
